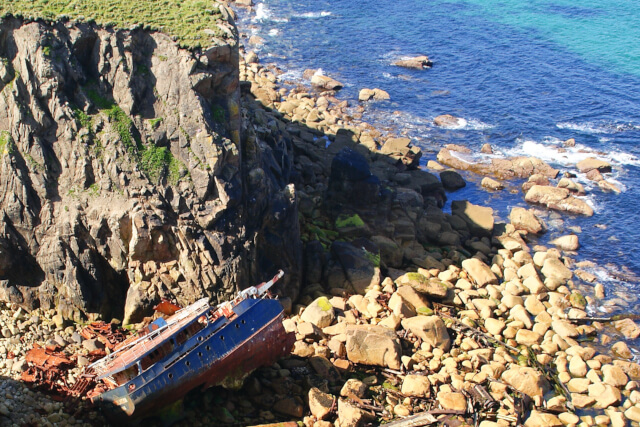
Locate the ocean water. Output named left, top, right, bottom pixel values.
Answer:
left=237, top=0, right=640, bottom=311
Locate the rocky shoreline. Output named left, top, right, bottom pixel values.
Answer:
left=1, top=3, right=640, bottom=427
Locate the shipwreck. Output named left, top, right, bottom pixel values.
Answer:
left=59, top=271, right=296, bottom=421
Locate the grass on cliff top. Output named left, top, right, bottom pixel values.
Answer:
left=2, top=0, right=226, bottom=48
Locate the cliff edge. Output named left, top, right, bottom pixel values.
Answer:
left=0, top=9, right=301, bottom=323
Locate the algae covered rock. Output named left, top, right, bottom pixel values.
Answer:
left=301, top=297, right=336, bottom=328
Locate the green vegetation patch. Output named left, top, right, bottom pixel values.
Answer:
left=0, top=131, right=15, bottom=156
left=335, top=213, right=365, bottom=229
left=3, top=0, right=226, bottom=49
left=81, top=85, right=187, bottom=184
left=405, top=272, right=428, bottom=284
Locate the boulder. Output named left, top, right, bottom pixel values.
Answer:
left=522, top=174, right=551, bottom=193
left=509, top=207, right=545, bottom=235
left=358, top=88, right=390, bottom=101
left=557, top=178, right=585, bottom=195
left=541, top=258, right=572, bottom=285
left=401, top=316, right=451, bottom=351
left=550, top=234, right=579, bottom=251
left=602, top=364, right=628, bottom=387
left=331, top=241, right=380, bottom=294
left=451, top=200, right=494, bottom=237
left=462, top=258, right=498, bottom=287
left=300, top=297, right=336, bottom=328
left=328, top=148, right=381, bottom=208
left=401, top=375, right=431, bottom=397
left=502, top=366, right=551, bottom=398
left=311, top=73, right=344, bottom=91
left=340, top=379, right=368, bottom=398
left=525, top=185, right=593, bottom=216
left=551, top=319, right=579, bottom=338
left=481, top=177, right=504, bottom=190
left=395, top=285, right=431, bottom=311
left=309, top=387, right=335, bottom=420
left=524, top=411, right=563, bottom=427
left=588, top=383, right=621, bottom=408
left=434, top=114, right=465, bottom=128
left=345, top=325, right=402, bottom=369
left=437, top=391, right=467, bottom=411
left=380, top=137, right=422, bottom=169
left=337, top=398, right=375, bottom=426
left=370, top=236, right=402, bottom=268
left=613, top=318, right=640, bottom=339
left=393, top=55, right=433, bottom=69
left=577, top=157, right=612, bottom=173
left=440, top=170, right=466, bottom=191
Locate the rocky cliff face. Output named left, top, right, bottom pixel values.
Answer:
left=0, top=15, right=301, bottom=323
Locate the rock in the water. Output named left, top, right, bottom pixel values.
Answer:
left=434, top=114, right=466, bottom=128
left=550, top=234, right=579, bottom=251
left=345, top=324, right=402, bottom=369
left=557, top=177, right=585, bottom=195
left=481, top=177, right=504, bottom=190
left=393, top=55, right=433, bottom=69
left=509, top=207, right=546, bottom=235
left=401, top=316, right=451, bottom=351
left=613, top=318, right=640, bottom=339
left=311, top=73, right=344, bottom=90
left=525, top=185, right=593, bottom=216
left=301, top=297, right=336, bottom=328
left=577, top=157, right=612, bottom=173
left=502, top=366, right=551, bottom=398
left=440, top=170, right=466, bottom=191
left=462, top=258, right=498, bottom=287
left=358, top=88, right=390, bottom=101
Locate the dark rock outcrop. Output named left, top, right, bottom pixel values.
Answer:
left=0, top=16, right=301, bottom=322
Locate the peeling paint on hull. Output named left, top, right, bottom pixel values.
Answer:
left=94, top=297, right=294, bottom=422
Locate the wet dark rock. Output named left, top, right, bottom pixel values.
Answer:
left=440, top=170, right=466, bottom=191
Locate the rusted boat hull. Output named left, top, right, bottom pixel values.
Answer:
left=93, top=298, right=294, bottom=422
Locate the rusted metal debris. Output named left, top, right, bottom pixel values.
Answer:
left=80, top=321, right=128, bottom=350
left=21, top=322, right=129, bottom=402
left=154, top=299, right=182, bottom=316
left=21, top=344, right=75, bottom=399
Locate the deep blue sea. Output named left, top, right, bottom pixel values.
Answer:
left=236, top=0, right=640, bottom=313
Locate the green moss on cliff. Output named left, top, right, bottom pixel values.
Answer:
left=2, top=0, right=227, bottom=49
left=0, top=131, right=15, bottom=156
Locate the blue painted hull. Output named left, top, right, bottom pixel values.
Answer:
left=93, top=298, right=294, bottom=422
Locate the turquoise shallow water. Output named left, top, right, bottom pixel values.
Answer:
left=238, top=0, right=640, bottom=311
left=452, top=0, right=640, bottom=77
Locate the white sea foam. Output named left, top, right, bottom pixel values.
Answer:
left=277, top=69, right=304, bottom=82
left=506, top=138, right=640, bottom=168
left=433, top=116, right=494, bottom=131
left=268, top=28, right=279, bottom=36
left=253, top=3, right=289, bottom=22
left=294, top=11, right=332, bottom=19
left=556, top=121, right=640, bottom=134
left=253, top=3, right=271, bottom=21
